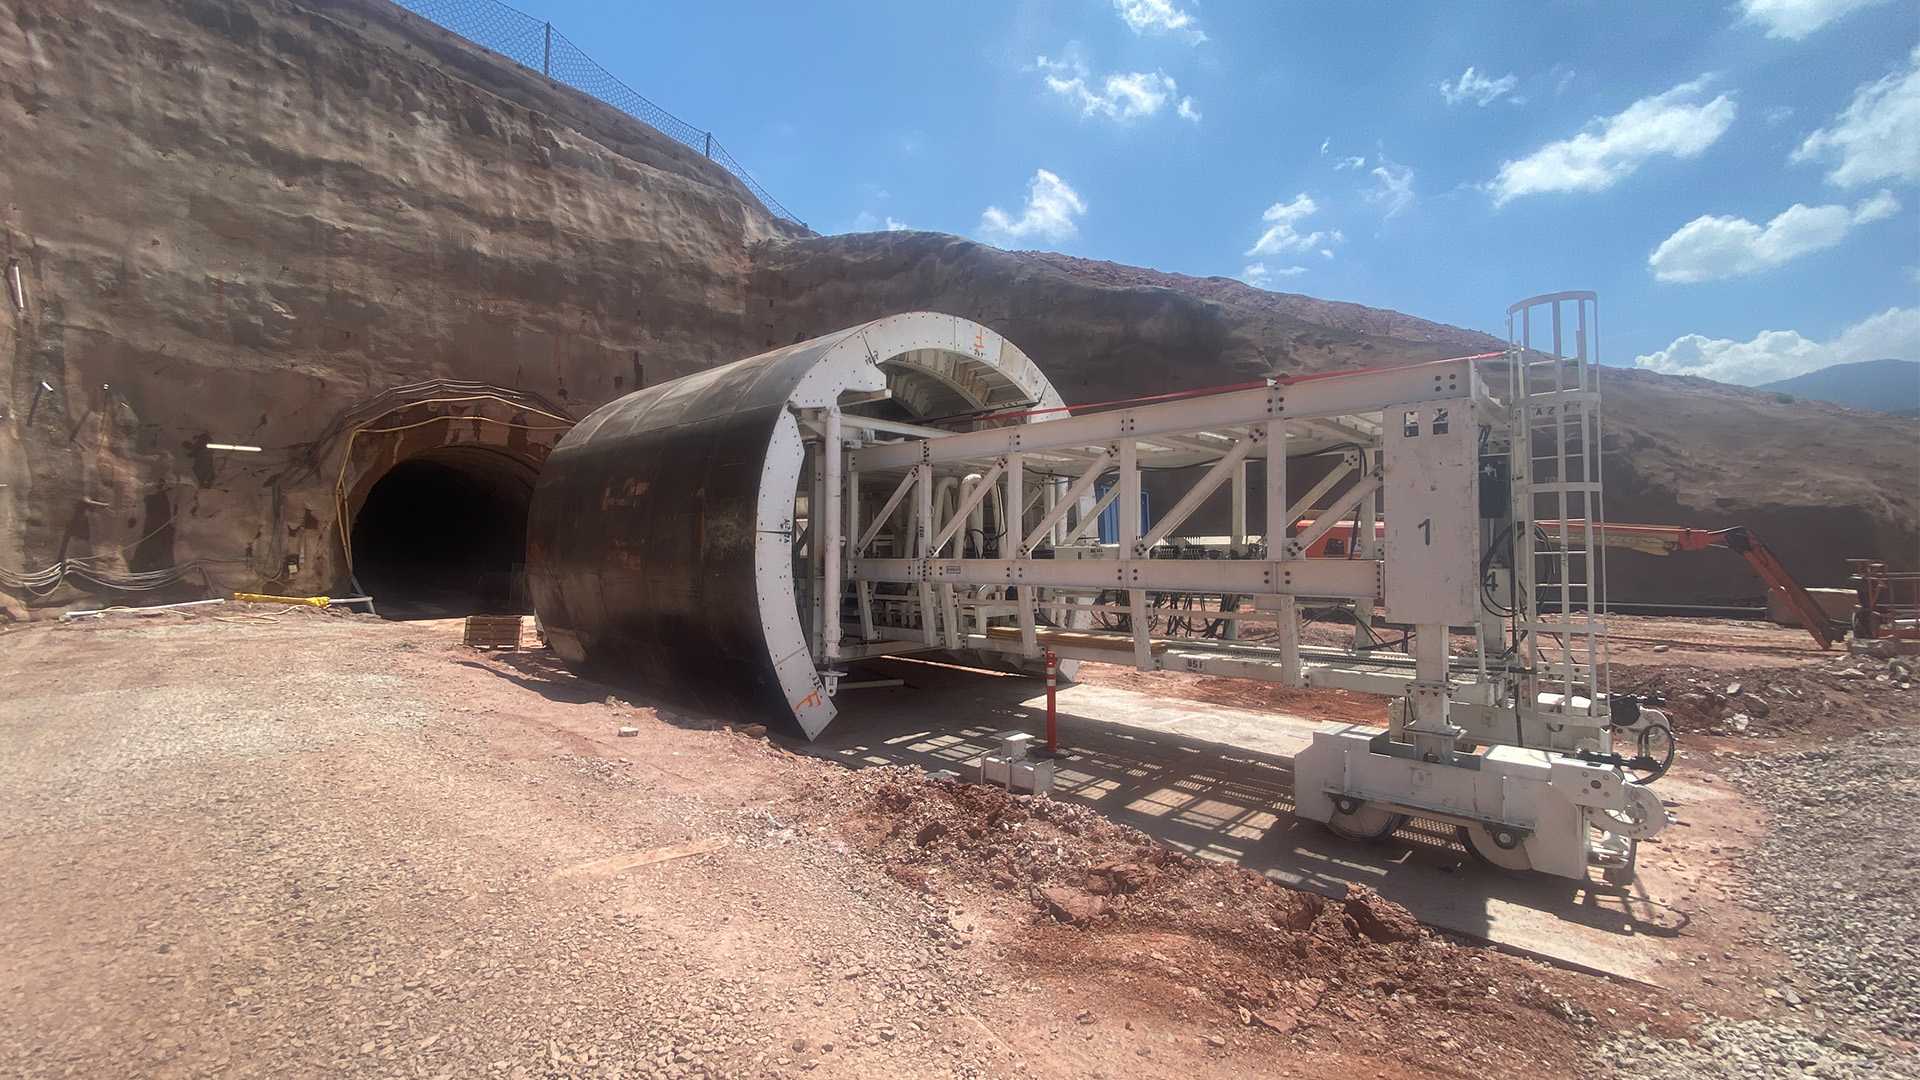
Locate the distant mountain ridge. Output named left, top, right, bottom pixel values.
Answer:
left=1758, top=358, right=1920, bottom=417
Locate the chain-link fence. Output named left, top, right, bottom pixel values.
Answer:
left=391, top=0, right=805, bottom=227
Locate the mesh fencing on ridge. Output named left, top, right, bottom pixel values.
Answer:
left=390, top=0, right=805, bottom=227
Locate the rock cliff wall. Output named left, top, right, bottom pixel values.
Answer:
left=750, top=233, right=1919, bottom=602
left=1, top=0, right=1910, bottom=616
left=0, top=0, right=798, bottom=610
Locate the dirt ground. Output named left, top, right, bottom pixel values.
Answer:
left=0, top=608, right=1912, bottom=1079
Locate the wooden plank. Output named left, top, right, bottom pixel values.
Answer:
left=462, top=615, right=525, bottom=648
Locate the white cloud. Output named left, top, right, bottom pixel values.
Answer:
left=1241, top=263, right=1307, bottom=288
left=1489, top=78, right=1737, bottom=204
left=1113, top=0, right=1206, bottom=43
left=1792, top=45, right=1920, bottom=187
left=1649, top=191, right=1902, bottom=282
left=1634, top=305, right=1920, bottom=385
left=1737, top=0, right=1895, bottom=40
left=1038, top=55, right=1199, bottom=123
left=1440, top=67, right=1518, bottom=107
left=1244, top=194, right=1341, bottom=257
left=1365, top=158, right=1416, bottom=220
left=848, top=211, right=912, bottom=233
left=1854, top=189, right=1901, bottom=222
left=1333, top=155, right=1367, bottom=171
left=980, top=170, right=1088, bottom=244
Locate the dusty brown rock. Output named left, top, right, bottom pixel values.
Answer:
left=1035, top=885, right=1111, bottom=926
left=1082, top=860, right=1154, bottom=896
left=1268, top=888, right=1329, bottom=933
left=1343, top=883, right=1423, bottom=943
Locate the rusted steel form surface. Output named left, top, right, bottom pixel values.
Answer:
left=526, top=342, right=822, bottom=727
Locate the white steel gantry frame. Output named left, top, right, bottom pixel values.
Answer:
left=787, top=293, right=1666, bottom=880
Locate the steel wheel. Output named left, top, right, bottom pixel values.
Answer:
left=1325, top=803, right=1409, bottom=844
left=1458, top=823, right=1533, bottom=871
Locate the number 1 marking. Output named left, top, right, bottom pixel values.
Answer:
left=1418, top=518, right=1432, bottom=545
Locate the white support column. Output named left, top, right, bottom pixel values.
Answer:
left=1277, top=595, right=1300, bottom=684
left=1267, top=421, right=1296, bottom=677
left=808, top=441, right=824, bottom=658
left=916, top=462, right=936, bottom=646
left=1228, top=458, right=1248, bottom=641
left=1353, top=446, right=1376, bottom=652
left=1230, top=459, right=1248, bottom=548
left=1406, top=622, right=1458, bottom=763
left=1265, top=421, right=1288, bottom=554
left=1117, top=437, right=1150, bottom=667
left=1009, top=453, right=1038, bottom=657
left=941, top=584, right=961, bottom=649
left=1043, top=478, right=1060, bottom=547
left=822, top=408, right=843, bottom=669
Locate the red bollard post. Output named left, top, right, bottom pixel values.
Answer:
left=1044, top=650, right=1058, bottom=753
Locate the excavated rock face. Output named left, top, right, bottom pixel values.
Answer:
left=750, top=232, right=1919, bottom=602
left=0, top=0, right=1909, bottom=615
left=0, top=0, right=797, bottom=610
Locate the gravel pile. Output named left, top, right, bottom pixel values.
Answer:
left=1736, top=726, right=1920, bottom=1042
left=1600, top=1019, right=1917, bottom=1080
left=0, top=619, right=1011, bottom=1080
left=1608, top=724, right=1920, bottom=1080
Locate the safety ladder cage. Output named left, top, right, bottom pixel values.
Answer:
left=1507, top=292, right=1609, bottom=722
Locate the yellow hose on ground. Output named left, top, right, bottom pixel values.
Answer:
left=233, top=593, right=331, bottom=607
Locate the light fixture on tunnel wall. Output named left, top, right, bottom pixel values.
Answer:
left=206, top=442, right=264, bottom=452
left=5, top=259, right=23, bottom=311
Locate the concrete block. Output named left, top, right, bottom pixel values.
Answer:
left=1768, top=587, right=1856, bottom=627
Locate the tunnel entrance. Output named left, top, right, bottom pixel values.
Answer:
left=349, top=447, right=538, bottom=619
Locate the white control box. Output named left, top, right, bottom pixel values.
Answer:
left=1381, top=397, right=1479, bottom=626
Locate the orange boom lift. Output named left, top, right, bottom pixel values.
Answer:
left=1544, top=523, right=1841, bottom=649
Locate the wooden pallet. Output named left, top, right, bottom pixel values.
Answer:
left=462, top=615, right=526, bottom=649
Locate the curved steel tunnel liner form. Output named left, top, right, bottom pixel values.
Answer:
left=525, top=312, right=1063, bottom=739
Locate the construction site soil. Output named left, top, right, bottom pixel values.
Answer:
left=3, top=609, right=1916, bottom=1080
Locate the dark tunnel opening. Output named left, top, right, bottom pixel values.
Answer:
left=349, top=448, right=537, bottom=619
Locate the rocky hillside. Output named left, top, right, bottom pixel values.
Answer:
left=0, top=0, right=1909, bottom=614
left=751, top=232, right=1919, bottom=600
left=0, top=0, right=798, bottom=609
left=1759, top=358, right=1920, bottom=417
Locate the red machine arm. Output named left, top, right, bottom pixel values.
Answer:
left=1542, top=521, right=1838, bottom=649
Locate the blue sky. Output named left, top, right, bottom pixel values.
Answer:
left=485, top=0, right=1917, bottom=386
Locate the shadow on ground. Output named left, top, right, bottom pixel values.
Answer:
left=470, top=646, right=1685, bottom=983
left=795, top=655, right=1686, bottom=983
